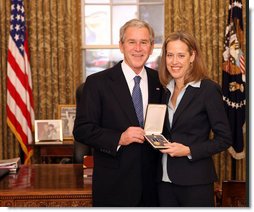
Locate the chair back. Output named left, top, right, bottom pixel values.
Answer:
left=73, top=140, right=93, bottom=164
left=73, top=83, right=93, bottom=164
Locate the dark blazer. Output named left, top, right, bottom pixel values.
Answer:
left=158, top=79, right=232, bottom=185
left=73, top=61, right=163, bottom=206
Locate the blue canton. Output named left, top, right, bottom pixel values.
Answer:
left=10, top=0, right=26, bottom=56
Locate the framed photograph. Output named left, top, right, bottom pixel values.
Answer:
left=35, top=119, right=63, bottom=143
left=57, top=104, right=76, bottom=140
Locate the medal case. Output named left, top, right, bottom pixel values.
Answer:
left=144, top=104, right=170, bottom=149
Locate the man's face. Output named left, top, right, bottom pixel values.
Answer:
left=119, top=26, right=154, bottom=74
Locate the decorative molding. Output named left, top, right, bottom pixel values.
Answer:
left=0, top=195, right=92, bottom=207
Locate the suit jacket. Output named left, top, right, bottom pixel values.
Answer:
left=158, top=79, right=232, bottom=185
left=73, top=61, right=163, bottom=206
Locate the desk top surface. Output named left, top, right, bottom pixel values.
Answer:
left=31, top=139, right=74, bottom=146
left=0, top=164, right=92, bottom=196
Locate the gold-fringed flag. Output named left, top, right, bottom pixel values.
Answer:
left=7, top=0, right=35, bottom=164
left=222, top=0, right=246, bottom=159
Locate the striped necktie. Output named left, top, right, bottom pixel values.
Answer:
left=132, top=76, right=144, bottom=127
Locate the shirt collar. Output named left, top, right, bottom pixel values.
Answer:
left=121, top=61, right=146, bottom=83
left=166, top=79, right=201, bottom=93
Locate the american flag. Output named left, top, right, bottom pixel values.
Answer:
left=6, top=0, right=35, bottom=164
left=222, top=0, right=246, bottom=159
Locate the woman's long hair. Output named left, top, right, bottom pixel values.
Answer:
left=158, top=31, right=209, bottom=87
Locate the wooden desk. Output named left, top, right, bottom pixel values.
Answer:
left=0, top=164, right=92, bottom=207
left=32, top=140, right=74, bottom=163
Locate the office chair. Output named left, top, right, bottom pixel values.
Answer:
left=72, top=82, right=94, bottom=164
left=73, top=140, right=93, bottom=164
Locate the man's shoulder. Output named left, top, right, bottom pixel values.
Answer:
left=145, top=65, right=157, bottom=73
left=145, top=66, right=160, bottom=82
left=87, top=61, right=122, bottom=80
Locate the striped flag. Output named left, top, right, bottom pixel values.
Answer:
left=222, top=0, right=246, bottom=159
left=7, top=0, right=35, bottom=164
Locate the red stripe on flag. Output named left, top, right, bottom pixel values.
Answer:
left=240, top=55, right=245, bottom=74
left=7, top=49, right=34, bottom=106
left=6, top=105, right=29, bottom=148
left=24, top=33, right=34, bottom=109
left=7, top=77, right=32, bottom=130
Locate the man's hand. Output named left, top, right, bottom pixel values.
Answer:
left=119, top=126, right=145, bottom=146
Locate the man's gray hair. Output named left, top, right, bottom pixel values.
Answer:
left=119, top=19, right=155, bottom=44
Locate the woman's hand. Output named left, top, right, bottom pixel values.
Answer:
left=160, top=142, right=191, bottom=157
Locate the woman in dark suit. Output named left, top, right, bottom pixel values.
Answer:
left=157, top=31, right=232, bottom=207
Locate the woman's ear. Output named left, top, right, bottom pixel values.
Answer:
left=190, top=51, right=196, bottom=63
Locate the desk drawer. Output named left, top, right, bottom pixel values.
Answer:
left=40, top=146, right=73, bottom=157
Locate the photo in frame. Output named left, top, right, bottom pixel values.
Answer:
left=57, top=104, right=76, bottom=140
left=34, top=119, right=63, bottom=143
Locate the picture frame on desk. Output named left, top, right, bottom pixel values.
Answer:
left=57, top=104, right=76, bottom=140
left=34, top=119, right=63, bottom=144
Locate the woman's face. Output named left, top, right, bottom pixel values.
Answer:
left=165, top=40, right=195, bottom=82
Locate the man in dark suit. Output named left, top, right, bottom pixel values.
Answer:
left=73, top=19, right=162, bottom=206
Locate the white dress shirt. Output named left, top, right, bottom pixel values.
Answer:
left=116, top=61, right=149, bottom=151
left=121, top=60, right=149, bottom=119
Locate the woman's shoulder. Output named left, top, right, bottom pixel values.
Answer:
left=199, top=79, right=223, bottom=98
left=201, top=78, right=221, bottom=89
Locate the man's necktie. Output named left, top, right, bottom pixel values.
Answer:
left=132, top=76, right=144, bottom=127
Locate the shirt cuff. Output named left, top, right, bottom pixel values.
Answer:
left=117, top=145, right=121, bottom=151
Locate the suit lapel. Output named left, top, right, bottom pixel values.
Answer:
left=146, top=69, right=161, bottom=103
left=107, top=64, right=163, bottom=127
left=162, top=88, right=171, bottom=133
left=172, top=86, right=198, bottom=127
left=107, top=63, right=139, bottom=125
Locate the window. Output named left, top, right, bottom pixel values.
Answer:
left=82, top=0, right=164, bottom=79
